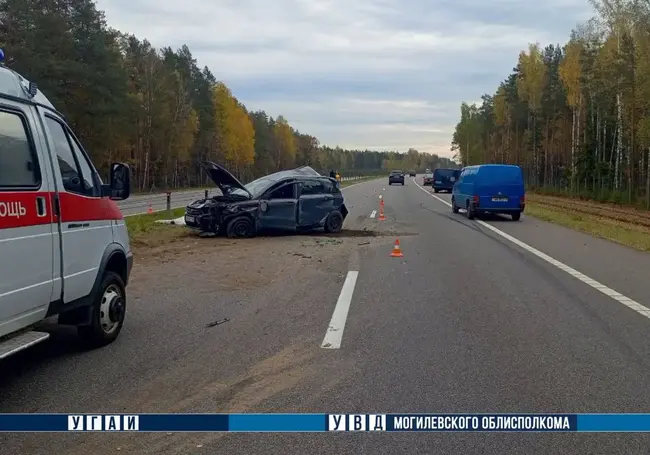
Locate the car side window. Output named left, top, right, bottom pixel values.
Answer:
left=46, top=116, right=99, bottom=197
left=300, top=180, right=326, bottom=195
left=0, top=109, right=41, bottom=189
left=268, top=183, right=295, bottom=199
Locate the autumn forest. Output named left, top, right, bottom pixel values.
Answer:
left=453, top=0, right=650, bottom=208
left=0, top=0, right=456, bottom=192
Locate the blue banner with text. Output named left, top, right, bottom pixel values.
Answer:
left=2, top=413, right=650, bottom=432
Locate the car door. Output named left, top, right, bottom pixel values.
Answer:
left=258, top=182, right=298, bottom=231
left=41, top=112, right=113, bottom=304
left=298, top=179, right=334, bottom=228
left=0, top=104, right=56, bottom=337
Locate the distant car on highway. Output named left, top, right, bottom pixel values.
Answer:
left=422, top=173, right=434, bottom=186
left=432, top=168, right=460, bottom=193
left=408, top=170, right=416, bottom=177
left=388, top=170, right=405, bottom=185
left=451, top=164, right=525, bottom=221
left=185, top=162, right=348, bottom=237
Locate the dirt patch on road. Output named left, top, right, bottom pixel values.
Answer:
left=129, top=228, right=400, bottom=294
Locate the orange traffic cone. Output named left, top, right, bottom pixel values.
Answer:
left=390, top=239, right=403, bottom=257
left=378, top=200, right=386, bottom=221
left=147, top=204, right=154, bottom=214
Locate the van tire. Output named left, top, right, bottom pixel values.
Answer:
left=511, top=212, right=521, bottom=221
left=451, top=197, right=459, bottom=213
left=324, top=210, right=344, bottom=233
left=433, top=188, right=439, bottom=193
left=78, top=271, right=126, bottom=348
left=227, top=216, right=256, bottom=238
left=466, top=201, right=476, bottom=220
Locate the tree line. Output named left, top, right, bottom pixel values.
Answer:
left=0, top=0, right=456, bottom=191
left=452, top=0, right=650, bottom=207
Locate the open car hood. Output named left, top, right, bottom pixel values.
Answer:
left=201, top=161, right=252, bottom=199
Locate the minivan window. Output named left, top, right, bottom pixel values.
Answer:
left=46, top=116, right=98, bottom=197
left=0, top=110, right=41, bottom=189
left=479, top=166, right=522, bottom=184
left=434, top=169, right=458, bottom=178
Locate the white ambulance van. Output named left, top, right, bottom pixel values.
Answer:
left=0, top=48, right=133, bottom=359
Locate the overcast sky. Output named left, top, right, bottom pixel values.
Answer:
left=97, top=0, right=592, bottom=157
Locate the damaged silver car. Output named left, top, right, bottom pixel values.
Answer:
left=184, top=162, right=349, bottom=238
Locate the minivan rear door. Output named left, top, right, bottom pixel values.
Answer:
left=476, top=166, right=523, bottom=210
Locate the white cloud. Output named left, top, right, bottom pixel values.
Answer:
left=97, top=0, right=592, bottom=158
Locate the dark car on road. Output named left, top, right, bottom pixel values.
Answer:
left=389, top=170, right=405, bottom=185
left=185, top=162, right=348, bottom=237
left=408, top=170, right=416, bottom=177
left=432, top=168, right=461, bottom=193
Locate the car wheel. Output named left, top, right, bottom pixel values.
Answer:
left=466, top=201, right=475, bottom=220
left=451, top=197, right=459, bottom=213
left=511, top=212, right=521, bottom=221
left=78, top=271, right=126, bottom=348
left=433, top=188, right=439, bottom=193
left=401, top=182, right=404, bottom=186
left=324, top=210, right=344, bottom=233
left=226, top=216, right=256, bottom=238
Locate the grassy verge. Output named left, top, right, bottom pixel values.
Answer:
left=526, top=199, right=650, bottom=252
left=125, top=207, right=190, bottom=249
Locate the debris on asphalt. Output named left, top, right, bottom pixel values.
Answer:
left=205, top=318, right=230, bottom=328
left=358, top=241, right=370, bottom=246
left=291, top=253, right=312, bottom=259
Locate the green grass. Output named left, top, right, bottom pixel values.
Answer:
left=125, top=207, right=190, bottom=248
left=526, top=202, right=650, bottom=252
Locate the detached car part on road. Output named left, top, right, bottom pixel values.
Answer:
left=388, top=170, right=405, bottom=185
left=185, top=162, right=348, bottom=237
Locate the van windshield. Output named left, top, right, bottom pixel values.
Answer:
left=479, top=166, right=522, bottom=184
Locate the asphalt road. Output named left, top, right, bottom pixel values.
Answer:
left=3, top=176, right=650, bottom=454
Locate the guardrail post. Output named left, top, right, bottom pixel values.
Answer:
left=204, top=189, right=208, bottom=199
left=166, top=192, right=171, bottom=215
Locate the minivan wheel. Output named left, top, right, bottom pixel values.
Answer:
left=324, top=210, right=344, bottom=233
left=466, top=201, right=476, bottom=220
left=78, top=271, right=126, bottom=348
left=511, top=212, right=521, bottom=221
left=227, top=216, right=256, bottom=238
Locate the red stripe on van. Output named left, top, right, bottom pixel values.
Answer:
left=0, top=191, right=123, bottom=230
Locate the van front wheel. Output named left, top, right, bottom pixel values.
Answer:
left=78, top=271, right=126, bottom=348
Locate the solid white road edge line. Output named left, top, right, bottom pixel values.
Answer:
left=370, top=210, right=377, bottom=218
left=321, top=271, right=359, bottom=349
left=411, top=178, right=650, bottom=319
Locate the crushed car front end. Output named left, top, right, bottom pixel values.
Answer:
left=185, top=197, right=258, bottom=234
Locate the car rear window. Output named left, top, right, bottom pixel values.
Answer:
left=434, top=169, right=458, bottom=178
left=478, top=166, right=522, bottom=184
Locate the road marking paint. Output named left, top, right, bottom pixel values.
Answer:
left=321, top=271, right=359, bottom=349
left=412, top=179, right=650, bottom=319
left=370, top=210, right=377, bottom=218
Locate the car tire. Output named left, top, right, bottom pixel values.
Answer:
left=511, top=212, right=521, bottom=221
left=451, top=197, right=459, bottom=213
left=466, top=201, right=476, bottom=220
left=324, top=210, right=344, bottom=233
left=226, top=216, right=256, bottom=238
left=401, top=182, right=404, bottom=186
left=78, top=271, right=126, bottom=348
left=433, top=188, right=439, bottom=193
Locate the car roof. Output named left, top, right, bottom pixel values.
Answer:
left=0, top=64, right=58, bottom=112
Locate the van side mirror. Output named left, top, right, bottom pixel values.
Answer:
left=103, top=162, right=131, bottom=200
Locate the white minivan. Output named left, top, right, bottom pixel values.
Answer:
left=0, top=48, right=133, bottom=359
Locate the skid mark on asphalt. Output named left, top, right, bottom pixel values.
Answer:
left=411, top=178, right=650, bottom=322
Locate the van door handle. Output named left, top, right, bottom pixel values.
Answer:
left=36, top=196, right=47, bottom=217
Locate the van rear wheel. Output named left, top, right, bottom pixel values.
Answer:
left=466, top=201, right=476, bottom=220
left=451, top=197, right=459, bottom=213
left=511, top=212, right=521, bottom=221
left=78, top=271, right=126, bottom=348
